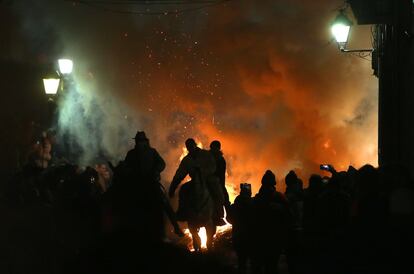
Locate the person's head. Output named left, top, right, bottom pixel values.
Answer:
left=357, top=164, right=379, bottom=194
left=133, top=131, right=149, bottom=147
left=240, top=183, right=252, bottom=197
left=328, top=171, right=348, bottom=190
left=285, top=170, right=298, bottom=186
left=209, top=140, right=221, bottom=151
left=261, top=170, right=276, bottom=187
left=308, top=174, right=323, bottom=191
left=94, top=163, right=111, bottom=181
left=185, top=138, right=198, bottom=154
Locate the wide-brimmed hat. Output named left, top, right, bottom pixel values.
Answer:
left=133, top=131, right=148, bottom=141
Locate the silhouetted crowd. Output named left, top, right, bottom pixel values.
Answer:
left=228, top=165, right=414, bottom=274
left=1, top=130, right=414, bottom=274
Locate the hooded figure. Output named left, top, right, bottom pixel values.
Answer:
left=251, top=170, right=291, bottom=274
left=228, top=183, right=253, bottom=274
left=284, top=170, right=305, bottom=274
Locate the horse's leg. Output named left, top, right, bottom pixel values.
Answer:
left=206, top=221, right=216, bottom=251
left=188, top=224, right=201, bottom=252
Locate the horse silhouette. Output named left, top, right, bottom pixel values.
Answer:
left=178, top=167, right=217, bottom=251
left=107, top=160, right=183, bottom=241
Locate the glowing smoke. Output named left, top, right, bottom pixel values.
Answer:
left=56, top=70, right=138, bottom=165
left=10, top=0, right=378, bottom=195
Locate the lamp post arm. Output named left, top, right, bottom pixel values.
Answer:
left=340, top=48, right=373, bottom=53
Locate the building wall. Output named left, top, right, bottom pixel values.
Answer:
left=376, top=0, right=414, bottom=175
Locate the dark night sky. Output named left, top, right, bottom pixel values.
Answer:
left=0, top=0, right=378, bottom=196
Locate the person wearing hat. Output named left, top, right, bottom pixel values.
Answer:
left=124, top=131, right=165, bottom=182
left=119, top=131, right=166, bottom=241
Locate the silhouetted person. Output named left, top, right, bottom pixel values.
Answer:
left=350, top=164, right=389, bottom=273
left=314, top=171, right=351, bottom=274
left=124, top=131, right=165, bottom=183
left=21, top=133, right=53, bottom=204
left=228, top=183, right=253, bottom=274
left=209, top=140, right=230, bottom=226
left=284, top=170, right=304, bottom=274
left=94, top=162, right=111, bottom=194
left=285, top=171, right=304, bottom=229
left=301, top=174, right=325, bottom=273
left=28, top=133, right=52, bottom=170
left=112, top=131, right=166, bottom=243
left=169, top=138, right=216, bottom=208
left=251, top=170, right=291, bottom=274
left=169, top=138, right=217, bottom=251
left=380, top=165, right=414, bottom=274
left=303, top=174, right=324, bottom=238
left=75, top=167, right=102, bottom=250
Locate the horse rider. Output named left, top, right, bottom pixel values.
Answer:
left=168, top=138, right=217, bottom=250
left=116, top=131, right=167, bottom=241
left=168, top=138, right=216, bottom=198
left=124, top=131, right=166, bottom=184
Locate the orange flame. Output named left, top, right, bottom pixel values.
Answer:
left=183, top=227, right=208, bottom=251
left=183, top=207, right=232, bottom=252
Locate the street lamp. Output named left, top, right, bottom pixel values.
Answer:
left=331, top=10, right=373, bottom=53
left=43, top=78, right=60, bottom=95
left=58, top=58, right=73, bottom=75
left=42, top=59, right=74, bottom=95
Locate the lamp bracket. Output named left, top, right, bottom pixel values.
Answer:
left=340, top=48, right=373, bottom=53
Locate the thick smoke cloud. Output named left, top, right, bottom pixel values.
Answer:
left=11, top=0, right=377, bottom=197
left=56, top=73, right=138, bottom=165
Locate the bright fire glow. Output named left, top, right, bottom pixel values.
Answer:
left=178, top=141, right=204, bottom=183
left=43, top=78, right=60, bottom=95
left=180, top=140, right=209, bottom=251
left=215, top=206, right=232, bottom=237
left=183, top=207, right=232, bottom=252
left=176, top=141, right=251, bottom=251
left=179, top=141, right=204, bottom=161
left=184, top=227, right=208, bottom=251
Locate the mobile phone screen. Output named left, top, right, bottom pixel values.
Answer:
left=320, top=164, right=330, bottom=171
